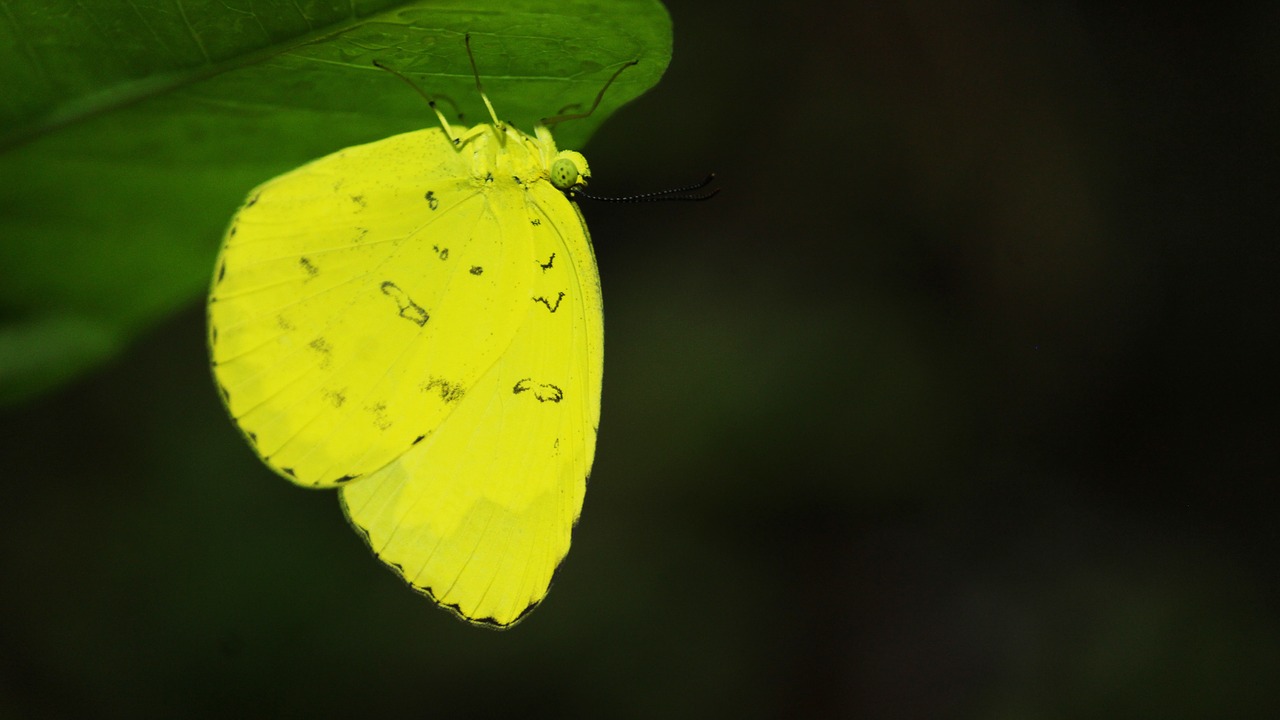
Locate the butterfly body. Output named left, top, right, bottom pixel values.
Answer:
left=209, top=115, right=603, bottom=627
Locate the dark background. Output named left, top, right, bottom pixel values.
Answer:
left=3, top=1, right=1277, bottom=717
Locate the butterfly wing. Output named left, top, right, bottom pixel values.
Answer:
left=209, top=128, right=535, bottom=488
left=212, top=121, right=604, bottom=627
left=339, top=170, right=603, bottom=627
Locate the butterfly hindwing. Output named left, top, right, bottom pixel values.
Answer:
left=338, top=129, right=604, bottom=627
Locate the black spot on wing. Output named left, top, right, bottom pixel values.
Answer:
left=530, top=218, right=541, bottom=226
left=309, top=337, right=333, bottom=369
left=334, top=474, right=360, bottom=484
left=281, top=467, right=296, bottom=478
left=366, top=401, right=392, bottom=431
left=533, top=292, right=565, bottom=313
left=513, top=378, right=564, bottom=403
left=350, top=194, right=366, bottom=209
left=422, top=377, right=465, bottom=403
left=216, top=259, right=226, bottom=283
left=380, top=281, right=429, bottom=327
left=432, top=245, right=449, bottom=260
left=299, top=256, right=319, bottom=279
left=470, top=265, right=483, bottom=275
left=425, top=190, right=439, bottom=209
left=539, top=253, right=555, bottom=271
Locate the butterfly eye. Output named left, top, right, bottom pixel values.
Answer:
left=550, top=157, right=584, bottom=191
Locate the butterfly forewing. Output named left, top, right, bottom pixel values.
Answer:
left=209, top=129, right=535, bottom=488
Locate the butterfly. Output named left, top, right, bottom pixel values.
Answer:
left=207, top=36, right=622, bottom=628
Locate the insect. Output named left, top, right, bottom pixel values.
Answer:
left=208, top=35, right=621, bottom=628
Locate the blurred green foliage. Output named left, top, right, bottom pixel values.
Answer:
left=0, top=0, right=671, bottom=403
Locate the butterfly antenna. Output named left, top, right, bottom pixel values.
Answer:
left=464, top=33, right=503, bottom=128
left=372, top=60, right=463, bottom=139
left=541, top=59, right=640, bottom=127
left=573, top=173, right=721, bottom=202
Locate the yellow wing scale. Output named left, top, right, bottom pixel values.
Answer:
left=209, top=109, right=603, bottom=627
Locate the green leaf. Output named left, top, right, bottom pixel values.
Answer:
left=0, top=0, right=672, bottom=404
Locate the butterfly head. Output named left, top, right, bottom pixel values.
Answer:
left=549, top=151, right=591, bottom=194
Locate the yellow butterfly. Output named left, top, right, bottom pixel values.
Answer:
left=208, top=36, right=627, bottom=628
